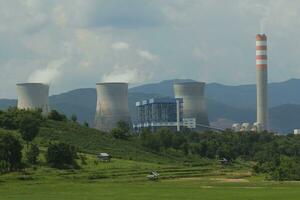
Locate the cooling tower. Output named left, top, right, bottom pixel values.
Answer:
left=95, top=82, right=131, bottom=132
left=16, top=83, right=50, bottom=114
left=256, top=34, right=268, bottom=131
left=173, top=82, right=209, bottom=128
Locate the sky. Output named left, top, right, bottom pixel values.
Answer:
left=1, top=0, right=300, bottom=98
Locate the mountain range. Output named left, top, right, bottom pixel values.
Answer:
left=1, top=79, right=300, bottom=133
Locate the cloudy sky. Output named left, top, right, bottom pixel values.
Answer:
left=0, top=0, right=300, bottom=98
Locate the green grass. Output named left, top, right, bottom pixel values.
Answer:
left=1, top=154, right=300, bottom=200
left=37, top=120, right=195, bottom=164
left=1, top=176, right=300, bottom=200
left=2, top=121, right=300, bottom=199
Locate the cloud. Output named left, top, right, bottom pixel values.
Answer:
left=111, top=42, right=130, bottom=50
left=27, top=59, right=66, bottom=84
left=1, top=0, right=300, bottom=98
left=138, top=50, right=158, bottom=61
left=102, top=65, right=151, bottom=84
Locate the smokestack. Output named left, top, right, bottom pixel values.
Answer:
left=256, top=34, right=268, bottom=131
left=16, top=83, right=50, bottom=115
left=173, top=82, right=209, bottom=129
left=94, top=82, right=131, bottom=132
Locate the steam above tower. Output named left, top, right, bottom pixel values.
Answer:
left=16, top=83, right=50, bottom=114
left=94, top=82, right=131, bottom=132
left=256, top=34, right=268, bottom=131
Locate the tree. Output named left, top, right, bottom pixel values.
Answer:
left=26, top=144, right=40, bottom=164
left=71, top=114, right=77, bottom=122
left=83, top=122, right=89, bottom=127
left=0, top=133, right=23, bottom=171
left=117, top=121, right=131, bottom=133
left=270, top=156, right=300, bottom=181
left=48, top=110, right=67, bottom=121
left=111, top=128, right=128, bottom=140
left=19, top=115, right=40, bottom=148
left=46, top=143, right=78, bottom=169
left=110, top=121, right=131, bottom=140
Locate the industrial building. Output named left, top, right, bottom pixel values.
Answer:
left=294, top=129, right=300, bottom=135
left=16, top=83, right=50, bottom=115
left=256, top=34, right=268, bottom=132
left=173, top=82, right=210, bottom=130
left=94, top=82, right=131, bottom=132
left=133, top=97, right=185, bottom=132
left=232, top=122, right=259, bottom=132
left=133, top=81, right=214, bottom=132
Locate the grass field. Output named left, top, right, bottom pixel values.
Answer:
left=1, top=156, right=300, bottom=200
left=1, top=175, right=300, bottom=200
left=1, top=121, right=300, bottom=199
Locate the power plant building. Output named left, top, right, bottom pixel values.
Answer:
left=16, top=83, right=50, bottom=115
left=94, top=82, right=131, bottom=132
left=173, top=82, right=210, bottom=130
left=256, top=34, right=268, bottom=131
left=133, top=97, right=185, bottom=132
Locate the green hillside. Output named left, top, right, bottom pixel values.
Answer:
left=1, top=110, right=300, bottom=200
left=37, top=120, right=190, bottom=164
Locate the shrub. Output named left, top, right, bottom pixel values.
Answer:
left=111, top=128, right=129, bottom=140
left=19, top=115, right=40, bottom=147
left=0, top=133, right=23, bottom=171
left=26, top=144, right=40, bottom=164
left=48, top=110, right=67, bottom=122
left=71, top=114, right=77, bottom=122
left=0, top=160, right=10, bottom=174
left=46, top=143, right=78, bottom=169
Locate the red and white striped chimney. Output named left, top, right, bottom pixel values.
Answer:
left=256, top=34, right=268, bottom=131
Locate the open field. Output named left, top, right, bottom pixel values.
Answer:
left=1, top=157, right=300, bottom=200
left=1, top=175, right=300, bottom=200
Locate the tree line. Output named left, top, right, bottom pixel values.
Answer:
left=0, top=108, right=80, bottom=174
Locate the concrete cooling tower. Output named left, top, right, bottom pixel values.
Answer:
left=16, top=83, right=50, bottom=114
left=95, top=83, right=131, bottom=132
left=173, top=82, right=210, bottom=129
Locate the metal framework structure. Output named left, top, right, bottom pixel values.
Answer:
left=133, top=98, right=183, bottom=132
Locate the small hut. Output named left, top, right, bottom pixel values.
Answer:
left=219, top=158, right=229, bottom=165
left=97, top=153, right=111, bottom=162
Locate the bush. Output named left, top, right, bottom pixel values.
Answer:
left=0, top=108, right=43, bottom=130
left=83, top=122, right=89, bottom=127
left=0, top=160, right=10, bottom=174
left=19, top=115, right=40, bottom=146
left=0, top=133, right=23, bottom=171
left=111, top=128, right=129, bottom=140
left=46, top=143, right=78, bottom=169
left=71, top=114, right=77, bottom=122
left=26, top=144, right=40, bottom=164
left=110, top=121, right=131, bottom=140
left=270, top=156, right=300, bottom=181
left=48, top=110, right=67, bottom=122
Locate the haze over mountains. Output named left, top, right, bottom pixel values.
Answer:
left=1, top=79, right=300, bottom=133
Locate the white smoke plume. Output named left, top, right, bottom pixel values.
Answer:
left=111, top=42, right=130, bottom=50
left=251, top=2, right=272, bottom=33
left=102, top=65, right=150, bottom=84
left=138, top=50, right=158, bottom=61
left=28, top=59, right=66, bottom=84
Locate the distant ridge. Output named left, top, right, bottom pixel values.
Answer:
left=1, top=78, right=300, bottom=133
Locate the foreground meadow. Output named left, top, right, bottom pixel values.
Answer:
left=1, top=177, right=300, bottom=200
left=1, top=157, right=300, bottom=200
